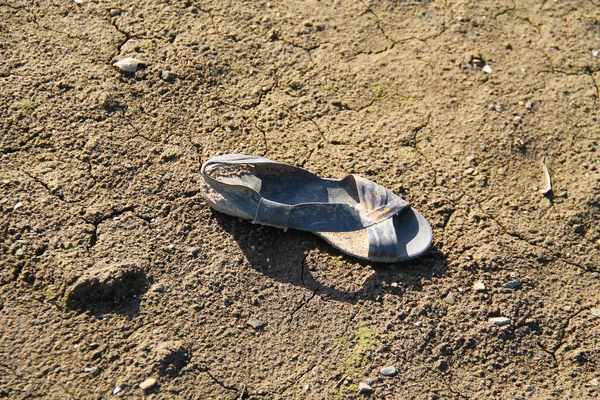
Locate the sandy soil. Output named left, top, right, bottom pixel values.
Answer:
left=1, top=0, right=600, bottom=398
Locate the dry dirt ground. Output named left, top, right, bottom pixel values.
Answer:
left=1, top=0, right=600, bottom=398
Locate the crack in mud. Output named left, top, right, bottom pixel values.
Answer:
left=361, top=7, right=395, bottom=45
left=537, top=340, right=558, bottom=366
left=287, top=293, right=316, bottom=325
left=492, top=0, right=517, bottom=19
left=81, top=206, right=151, bottom=248
left=279, top=363, right=317, bottom=396
left=299, top=253, right=308, bottom=287
left=349, top=2, right=447, bottom=59
left=201, top=367, right=239, bottom=392
left=109, top=18, right=135, bottom=60
left=545, top=307, right=589, bottom=366
left=20, top=169, right=75, bottom=204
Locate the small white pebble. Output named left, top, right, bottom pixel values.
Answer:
left=489, top=317, right=511, bottom=326
left=482, top=65, right=492, bottom=74
left=113, top=57, right=145, bottom=73
left=139, top=378, right=157, bottom=391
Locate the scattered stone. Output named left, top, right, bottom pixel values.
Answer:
left=109, top=8, right=121, bottom=17
left=380, top=366, right=397, bottom=377
left=83, top=367, right=97, bottom=373
left=187, top=247, right=199, bottom=257
left=591, top=308, right=600, bottom=317
left=504, top=279, right=522, bottom=289
left=495, top=104, right=503, bottom=112
left=113, top=58, right=146, bottom=73
left=434, top=359, right=449, bottom=371
left=358, top=382, right=373, bottom=394
left=153, top=341, right=190, bottom=376
left=247, top=317, right=266, bottom=329
left=482, top=64, right=492, bottom=74
left=161, top=70, right=175, bottom=82
left=489, top=317, right=511, bottom=326
left=13, top=201, right=22, bottom=210
left=590, top=378, right=599, bottom=386
left=443, top=292, right=456, bottom=305
left=139, top=378, right=157, bottom=391
left=112, top=386, right=122, bottom=395
left=514, top=116, right=523, bottom=124
left=14, top=248, right=24, bottom=257
left=593, top=50, right=599, bottom=57
left=473, top=281, right=486, bottom=292
left=525, top=385, right=533, bottom=392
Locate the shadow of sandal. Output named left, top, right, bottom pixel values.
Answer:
left=212, top=212, right=448, bottom=304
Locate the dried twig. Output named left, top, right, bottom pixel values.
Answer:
left=334, top=375, right=347, bottom=389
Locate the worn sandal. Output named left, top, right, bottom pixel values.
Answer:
left=200, top=154, right=432, bottom=262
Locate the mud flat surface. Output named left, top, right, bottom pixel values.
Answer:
left=1, top=0, right=600, bottom=398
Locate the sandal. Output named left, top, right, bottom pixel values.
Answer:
left=200, top=154, right=432, bottom=262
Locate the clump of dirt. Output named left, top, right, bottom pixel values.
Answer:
left=151, top=340, right=191, bottom=377
left=65, top=261, right=149, bottom=313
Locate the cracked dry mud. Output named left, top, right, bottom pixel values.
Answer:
left=1, top=0, right=599, bottom=398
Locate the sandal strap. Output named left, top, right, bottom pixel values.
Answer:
left=201, top=154, right=409, bottom=232
left=367, top=218, right=400, bottom=262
